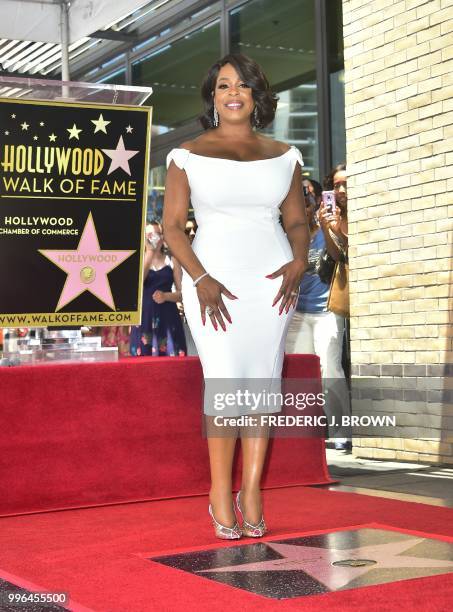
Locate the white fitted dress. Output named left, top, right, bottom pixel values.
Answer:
left=166, top=146, right=304, bottom=416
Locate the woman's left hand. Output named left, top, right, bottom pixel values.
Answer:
left=152, top=290, right=166, bottom=304
left=265, top=259, right=308, bottom=314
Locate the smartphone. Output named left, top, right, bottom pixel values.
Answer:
left=322, top=190, right=336, bottom=213
left=147, top=233, right=160, bottom=249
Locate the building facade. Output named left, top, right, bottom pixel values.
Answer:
left=343, top=0, right=452, bottom=463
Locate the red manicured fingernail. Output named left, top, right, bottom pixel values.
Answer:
left=265, top=275, right=272, bottom=278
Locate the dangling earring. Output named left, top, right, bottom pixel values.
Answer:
left=213, top=106, right=219, bottom=127
left=253, top=106, right=259, bottom=127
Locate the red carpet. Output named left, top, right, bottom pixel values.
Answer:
left=0, top=487, right=452, bottom=611
left=0, top=354, right=331, bottom=517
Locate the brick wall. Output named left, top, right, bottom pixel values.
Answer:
left=342, top=0, right=453, bottom=463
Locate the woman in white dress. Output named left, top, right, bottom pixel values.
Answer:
left=163, top=54, right=309, bottom=539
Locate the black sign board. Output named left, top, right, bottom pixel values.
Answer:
left=0, top=98, right=151, bottom=327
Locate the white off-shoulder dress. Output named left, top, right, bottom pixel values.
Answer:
left=166, top=146, right=304, bottom=417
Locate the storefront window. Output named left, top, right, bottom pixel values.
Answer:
left=230, top=0, right=319, bottom=179
left=132, top=20, right=221, bottom=132
left=327, top=0, right=346, bottom=166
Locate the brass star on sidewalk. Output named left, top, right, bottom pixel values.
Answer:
left=201, top=538, right=453, bottom=591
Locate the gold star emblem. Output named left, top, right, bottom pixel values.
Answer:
left=49, top=133, right=57, bottom=142
left=67, top=124, right=82, bottom=140
left=21, top=122, right=29, bottom=131
left=126, top=125, right=133, bottom=134
left=91, top=114, right=111, bottom=134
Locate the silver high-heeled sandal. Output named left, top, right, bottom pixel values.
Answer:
left=208, top=504, right=242, bottom=540
left=235, top=490, right=267, bottom=538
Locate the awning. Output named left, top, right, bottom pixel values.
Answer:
left=0, top=0, right=150, bottom=44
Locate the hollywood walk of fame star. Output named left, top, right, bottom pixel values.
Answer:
left=21, top=121, right=29, bottom=131
left=102, top=136, right=139, bottom=176
left=67, top=123, right=82, bottom=140
left=91, top=113, right=111, bottom=134
left=49, top=133, right=57, bottom=142
left=126, top=125, right=133, bottom=133
left=200, top=538, right=453, bottom=591
left=38, top=213, right=135, bottom=311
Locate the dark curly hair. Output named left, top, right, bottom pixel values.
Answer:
left=323, top=163, right=346, bottom=190
left=199, top=53, right=278, bottom=130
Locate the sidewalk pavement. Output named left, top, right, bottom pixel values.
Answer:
left=322, top=449, right=453, bottom=508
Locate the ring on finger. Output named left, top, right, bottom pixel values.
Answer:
left=291, top=291, right=299, bottom=297
left=206, top=306, right=214, bottom=316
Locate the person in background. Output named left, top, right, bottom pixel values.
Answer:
left=185, top=218, right=198, bottom=244
left=101, top=325, right=131, bottom=357
left=324, top=163, right=348, bottom=251
left=323, top=163, right=350, bottom=381
left=286, top=169, right=351, bottom=452
left=130, top=222, right=187, bottom=357
left=182, top=219, right=199, bottom=355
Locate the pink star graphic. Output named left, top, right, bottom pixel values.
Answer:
left=200, top=538, right=453, bottom=591
left=102, top=135, right=139, bottom=175
left=39, top=213, right=135, bottom=311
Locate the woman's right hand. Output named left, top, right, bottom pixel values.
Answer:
left=196, top=275, right=238, bottom=331
left=318, top=202, right=340, bottom=233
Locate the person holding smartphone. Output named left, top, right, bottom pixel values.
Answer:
left=286, top=167, right=351, bottom=452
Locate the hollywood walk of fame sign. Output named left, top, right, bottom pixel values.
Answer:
left=0, top=98, right=151, bottom=327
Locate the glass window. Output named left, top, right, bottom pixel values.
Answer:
left=327, top=0, right=346, bottom=167
left=147, top=166, right=166, bottom=221
left=132, top=20, right=221, bottom=132
left=230, top=0, right=319, bottom=179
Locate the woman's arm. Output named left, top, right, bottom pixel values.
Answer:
left=280, top=164, right=310, bottom=264
left=266, top=163, right=310, bottom=314
left=318, top=203, right=343, bottom=261
left=162, top=258, right=183, bottom=303
left=162, top=156, right=237, bottom=330
left=162, top=161, right=206, bottom=280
